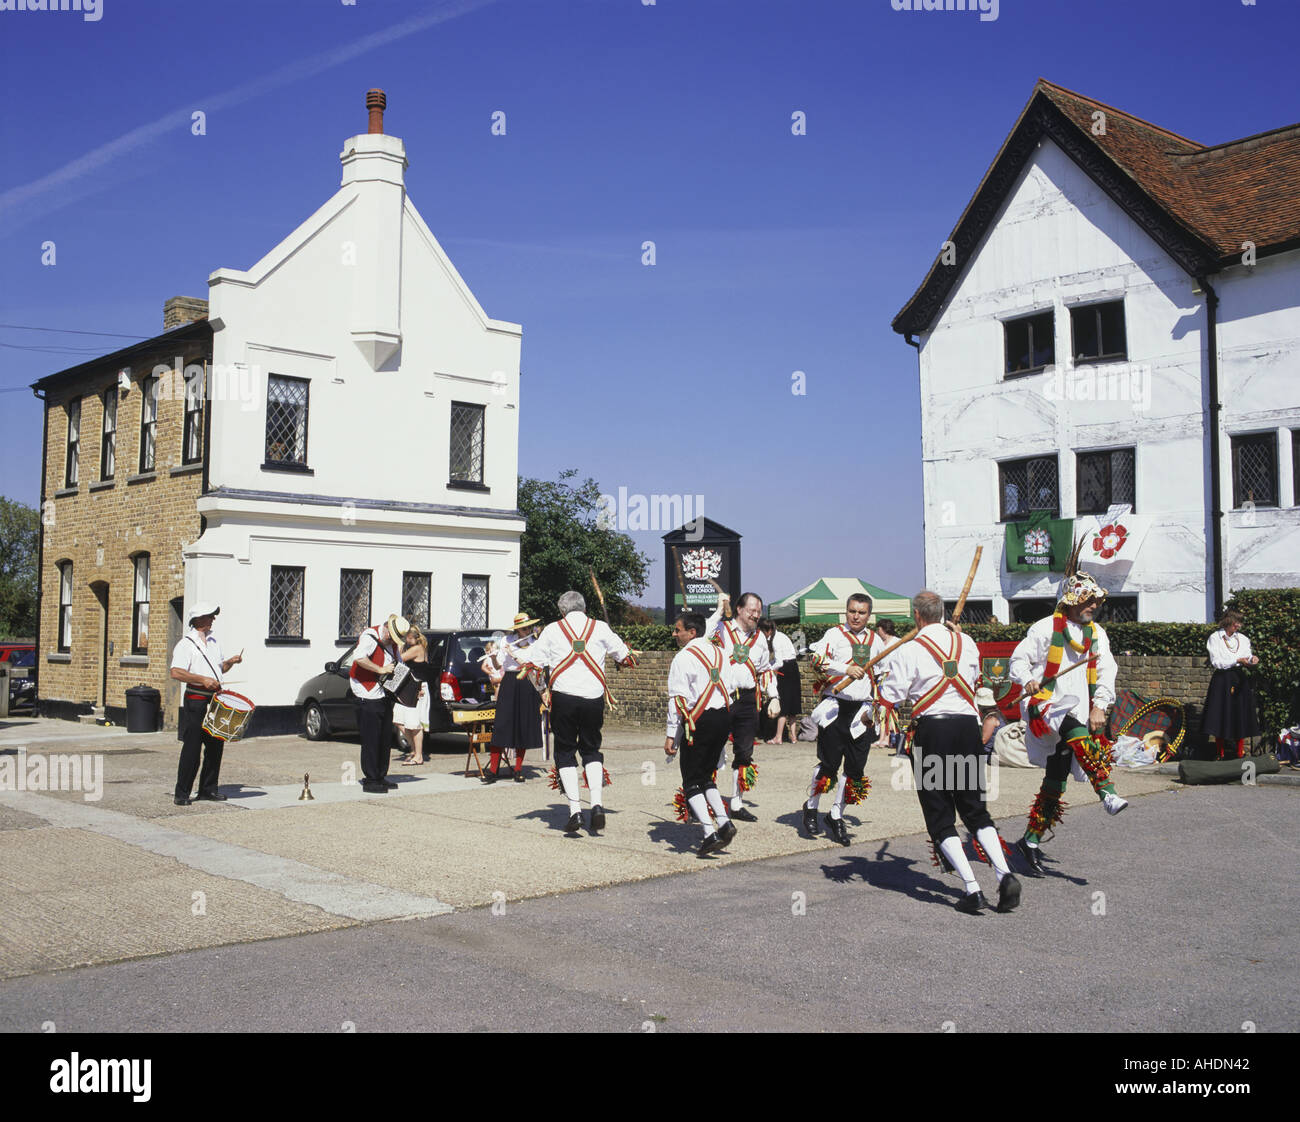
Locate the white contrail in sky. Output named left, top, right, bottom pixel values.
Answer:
left=0, top=0, right=500, bottom=234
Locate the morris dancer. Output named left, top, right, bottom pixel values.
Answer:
left=705, top=591, right=778, bottom=822
left=1202, top=609, right=1261, bottom=759
left=480, top=613, right=544, bottom=783
left=802, top=593, right=884, bottom=844
left=516, top=591, right=636, bottom=835
left=1009, top=542, right=1124, bottom=876
left=664, top=611, right=737, bottom=857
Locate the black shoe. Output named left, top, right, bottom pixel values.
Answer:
left=956, top=889, right=988, bottom=915
left=1016, top=837, right=1045, bottom=876
left=361, top=781, right=389, bottom=794
left=480, top=771, right=498, bottom=785
left=715, top=820, right=738, bottom=849
left=730, top=806, right=758, bottom=823
left=801, top=807, right=820, bottom=837
left=173, top=795, right=190, bottom=806
left=513, top=772, right=526, bottom=783
left=590, top=807, right=606, bottom=833
left=697, top=832, right=722, bottom=858
left=195, top=790, right=227, bottom=802
left=824, top=814, right=850, bottom=846
left=564, top=813, right=582, bottom=835
left=381, top=779, right=398, bottom=789
left=996, top=873, right=1022, bottom=913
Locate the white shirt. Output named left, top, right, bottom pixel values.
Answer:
left=349, top=625, right=400, bottom=700
left=171, top=628, right=224, bottom=689
left=769, top=630, right=796, bottom=664
left=1207, top=629, right=1252, bottom=670
left=518, top=612, right=631, bottom=700
left=877, top=623, right=980, bottom=718
left=813, top=625, right=884, bottom=703
left=665, top=637, right=729, bottom=739
left=1009, top=614, right=1117, bottom=725
left=498, top=634, right=535, bottom=673
left=704, top=609, right=778, bottom=697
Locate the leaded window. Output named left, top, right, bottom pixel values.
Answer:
left=183, top=364, right=205, bottom=465
left=402, top=571, right=431, bottom=630
left=1096, top=596, right=1138, bottom=623
left=269, top=566, right=305, bottom=639
left=1077, top=448, right=1136, bottom=515
left=266, top=375, right=309, bottom=466
left=999, top=455, right=1059, bottom=521
left=139, top=375, right=158, bottom=473
left=449, top=402, right=485, bottom=484
left=65, top=399, right=80, bottom=487
left=460, top=575, right=488, bottom=629
left=100, top=390, right=116, bottom=480
left=1231, top=432, right=1277, bottom=509
left=1010, top=598, right=1055, bottom=624
left=338, top=569, right=371, bottom=641
left=1069, top=300, right=1127, bottom=364
left=944, top=600, right=995, bottom=624
left=131, top=553, right=150, bottom=654
left=1004, top=310, right=1055, bottom=376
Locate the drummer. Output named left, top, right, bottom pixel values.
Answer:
left=169, top=601, right=243, bottom=806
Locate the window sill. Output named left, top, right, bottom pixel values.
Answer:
left=55, top=487, right=78, bottom=499
left=447, top=480, right=489, bottom=492
left=262, top=461, right=314, bottom=475
left=89, top=479, right=115, bottom=492
left=47, top=652, right=72, bottom=663
left=266, top=637, right=310, bottom=646
left=1004, top=365, right=1052, bottom=379
left=999, top=514, right=1060, bottom=523
left=127, top=472, right=156, bottom=485
left=171, top=462, right=203, bottom=477
left=336, top=637, right=360, bottom=647
left=1071, top=355, right=1129, bottom=367
left=119, top=655, right=149, bottom=666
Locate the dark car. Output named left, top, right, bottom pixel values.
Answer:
left=296, top=630, right=498, bottom=741
left=1, top=645, right=36, bottom=712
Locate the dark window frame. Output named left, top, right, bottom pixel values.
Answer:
left=1293, top=430, right=1300, bottom=508
left=182, top=363, right=205, bottom=466
left=1068, top=299, right=1128, bottom=365
left=265, top=374, right=311, bottom=469
left=1002, top=309, right=1055, bottom=377
left=1010, top=598, right=1056, bottom=624
left=998, top=454, right=1060, bottom=521
left=131, top=552, right=150, bottom=655
left=64, top=399, right=81, bottom=488
left=57, top=560, right=73, bottom=652
left=338, top=568, right=372, bottom=643
left=100, top=389, right=117, bottom=481
left=1231, top=431, right=1278, bottom=510
left=943, top=599, right=995, bottom=625
left=139, top=375, right=158, bottom=473
left=1076, top=447, right=1137, bottom=516
left=1096, top=595, right=1138, bottom=623
left=402, top=571, right=432, bottom=630
left=449, top=401, right=486, bottom=486
left=269, top=565, right=306, bottom=640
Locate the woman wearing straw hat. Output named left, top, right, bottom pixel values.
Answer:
left=480, top=612, right=545, bottom=783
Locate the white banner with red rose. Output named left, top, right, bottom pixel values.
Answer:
left=1077, top=506, right=1150, bottom=571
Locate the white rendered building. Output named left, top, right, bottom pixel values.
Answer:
left=893, top=80, right=1300, bottom=623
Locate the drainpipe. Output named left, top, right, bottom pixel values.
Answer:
left=1200, top=277, right=1224, bottom=618
left=905, top=332, right=926, bottom=593
left=32, top=387, right=48, bottom=712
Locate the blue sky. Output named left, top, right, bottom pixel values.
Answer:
left=2, top=0, right=1297, bottom=609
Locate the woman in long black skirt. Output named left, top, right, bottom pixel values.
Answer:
left=480, top=613, right=545, bottom=783
left=1202, top=609, right=1261, bottom=759
left=761, top=619, right=802, bottom=744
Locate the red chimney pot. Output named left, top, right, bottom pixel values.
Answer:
left=366, top=89, right=386, bottom=135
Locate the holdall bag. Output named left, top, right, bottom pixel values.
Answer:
left=1177, top=757, right=1279, bottom=785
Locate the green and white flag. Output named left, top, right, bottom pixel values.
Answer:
left=1005, top=514, right=1073, bottom=573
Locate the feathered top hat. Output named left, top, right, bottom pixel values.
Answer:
left=1058, top=535, right=1107, bottom=607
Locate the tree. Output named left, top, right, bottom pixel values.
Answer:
left=0, top=498, right=39, bottom=639
left=517, top=471, right=649, bottom=625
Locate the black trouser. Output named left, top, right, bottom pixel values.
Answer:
left=912, top=714, right=994, bottom=844
left=1045, top=716, right=1089, bottom=783
left=681, top=707, right=731, bottom=800
left=725, top=688, right=758, bottom=769
left=355, top=694, right=395, bottom=783
left=176, top=695, right=224, bottom=798
left=816, top=699, right=871, bottom=782
left=551, top=692, right=605, bottom=768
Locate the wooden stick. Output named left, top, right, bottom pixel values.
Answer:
left=589, top=566, right=610, bottom=621
left=832, top=627, right=918, bottom=693
left=949, top=545, right=983, bottom=624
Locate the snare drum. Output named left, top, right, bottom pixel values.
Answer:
left=202, top=690, right=256, bottom=742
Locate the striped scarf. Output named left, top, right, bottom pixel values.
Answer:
left=1027, top=611, right=1096, bottom=737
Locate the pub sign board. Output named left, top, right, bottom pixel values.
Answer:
left=662, top=518, right=742, bottom=619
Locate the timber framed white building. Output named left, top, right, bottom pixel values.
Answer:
left=893, top=80, right=1300, bottom=623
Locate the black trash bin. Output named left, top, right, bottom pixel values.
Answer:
left=125, top=685, right=162, bottom=733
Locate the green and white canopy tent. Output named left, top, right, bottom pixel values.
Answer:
left=768, top=578, right=912, bottom=627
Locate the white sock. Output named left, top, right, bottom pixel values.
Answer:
left=806, top=766, right=821, bottom=810
left=584, top=761, right=604, bottom=807
left=687, top=793, right=714, bottom=835
left=830, top=776, right=848, bottom=818
left=705, top=788, right=729, bottom=822
left=559, top=766, right=581, bottom=813
left=939, top=836, right=979, bottom=893
left=976, top=826, right=1011, bottom=878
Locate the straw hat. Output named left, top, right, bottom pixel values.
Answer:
left=385, top=613, right=412, bottom=643
left=511, top=611, right=540, bottom=630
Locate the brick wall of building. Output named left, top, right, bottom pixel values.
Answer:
left=39, top=340, right=210, bottom=726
